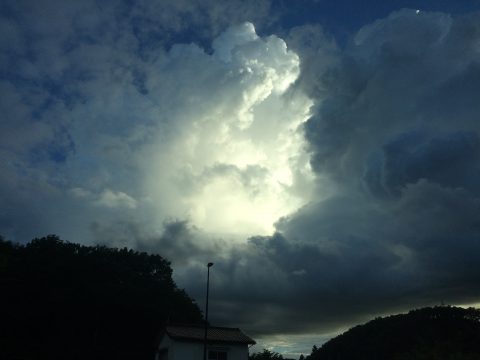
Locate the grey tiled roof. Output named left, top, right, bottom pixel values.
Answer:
left=165, top=325, right=256, bottom=345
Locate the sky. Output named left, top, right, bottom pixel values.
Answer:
left=1, top=0, right=480, bottom=357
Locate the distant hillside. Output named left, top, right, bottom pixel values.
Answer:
left=0, top=235, right=203, bottom=360
left=306, top=306, right=480, bottom=360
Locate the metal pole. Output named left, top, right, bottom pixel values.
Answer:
left=203, top=262, right=213, bottom=360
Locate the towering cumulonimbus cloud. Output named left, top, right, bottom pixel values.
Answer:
left=170, top=9, right=480, bottom=342
left=142, top=22, right=314, bottom=236
left=0, top=15, right=314, bottom=242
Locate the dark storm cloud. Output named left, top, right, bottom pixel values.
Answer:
left=164, top=9, right=480, bottom=338
left=90, top=219, right=227, bottom=267
left=289, top=9, right=480, bottom=326
left=368, top=131, right=480, bottom=196
left=303, top=10, right=480, bottom=182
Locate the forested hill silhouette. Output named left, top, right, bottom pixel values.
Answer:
left=305, top=306, right=480, bottom=360
left=0, top=235, right=203, bottom=360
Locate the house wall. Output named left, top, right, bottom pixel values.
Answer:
left=155, top=335, right=249, bottom=360
left=173, top=341, right=203, bottom=359
left=156, top=335, right=173, bottom=360
left=211, top=343, right=249, bottom=360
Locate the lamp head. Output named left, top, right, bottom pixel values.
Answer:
left=207, top=262, right=214, bottom=267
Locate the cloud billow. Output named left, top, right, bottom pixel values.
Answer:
left=0, top=2, right=313, bottom=241
left=249, top=9, right=480, bottom=331
left=176, top=9, right=480, bottom=338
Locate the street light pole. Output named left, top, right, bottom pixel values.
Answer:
left=203, top=262, right=214, bottom=360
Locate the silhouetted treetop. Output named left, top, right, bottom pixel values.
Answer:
left=250, top=348, right=284, bottom=360
left=306, top=306, right=480, bottom=360
left=0, top=235, right=202, bottom=360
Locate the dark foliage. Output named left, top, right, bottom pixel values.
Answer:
left=306, top=306, right=480, bottom=360
left=250, top=348, right=284, bottom=360
left=0, top=235, right=203, bottom=360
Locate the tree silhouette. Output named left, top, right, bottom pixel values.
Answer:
left=250, top=349, right=284, bottom=360
left=305, top=306, right=480, bottom=360
left=0, top=235, right=203, bottom=360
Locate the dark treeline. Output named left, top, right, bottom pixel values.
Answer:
left=304, top=306, right=480, bottom=360
left=0, top=235, right=203, bottom=360
left=250, top=349, right=285, bottom=360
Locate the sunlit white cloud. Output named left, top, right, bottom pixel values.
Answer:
left=142, top=22, right=315, bottom=236
left=0, top=15, right=315, bottom=240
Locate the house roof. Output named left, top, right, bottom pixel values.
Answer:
left=164, top=324, right=256, bottom=345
